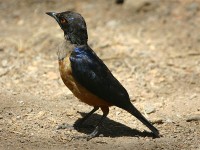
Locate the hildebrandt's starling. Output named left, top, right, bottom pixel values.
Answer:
left=46, top=11, right=159, bottom=139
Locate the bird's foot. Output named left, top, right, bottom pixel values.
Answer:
left=71, top=126, right=100, bottom=141
left=86, top=126, right=99, bottom=140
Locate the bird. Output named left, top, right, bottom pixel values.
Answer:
left=46, top=11, right=159, bottom=139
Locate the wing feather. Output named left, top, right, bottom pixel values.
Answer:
left=70, top=45, right=131, bottom=109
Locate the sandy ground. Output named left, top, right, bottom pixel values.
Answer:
left=0, top=0, right=200, bottom=149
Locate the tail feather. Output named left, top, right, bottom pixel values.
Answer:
left=127, top=104, right=159, bottom=137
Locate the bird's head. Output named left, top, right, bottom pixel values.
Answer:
left=46, top=11, right=88, bottom=45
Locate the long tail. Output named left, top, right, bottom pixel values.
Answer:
left=127, top=104, right=159, bottom=137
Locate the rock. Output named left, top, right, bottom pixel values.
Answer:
left=0, top=115, right=3, bottom=119
left=151, top=117, right=163, bottom=124
left=27, top=108, right=33, bottom=113
left=144, top=104, right=156, bottom=114
left=165, top=118, right=174, bottom=123
left=35, top=111, right=46, bottom=119
left=189, top=94, right=197, bottom=100
left=20, top=139, right=26, bottom=143
left=18, top=100, right=24, bottom=104
left=16, top=116, right=21, bottom=120
left=12, top=92, right=18, bottom=95
left=0, top=68, right=8, bottom=77
left=186, top=114, right=200, bottom=122
left=1, top=59, right=8, bottom=67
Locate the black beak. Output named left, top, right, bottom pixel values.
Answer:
left=46, top=12, right=63, bottom=28
left=46, top=12, right=60, bottom=22
left=46, top=12, right=58, bottom=18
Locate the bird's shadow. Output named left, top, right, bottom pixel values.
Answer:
left=73, top=112, right=155, bottom=138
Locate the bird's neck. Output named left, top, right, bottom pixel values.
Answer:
left=57, top=37, right=88, bottom=61
left=64, top=32, right=88, bottom=46
left=57, top=39, right=74, bottom=61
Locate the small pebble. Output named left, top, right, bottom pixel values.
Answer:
left=0, top=68, right=8, bottom=76
left=18, top=100, right=24, bottom=104
left=186, top=114, right=200, bottom=122
left=35, top=111, right=46, bottom=119
left=20, top=139, right=25, bottom=143
left=189, top=94, right=197, bottom=100
left=16, top=116, right=21, bottom=120
left=144, top=104, right=156, bottom=114
left=151, top=117, right=163, bottom=124
left=165, top=118, right=174, bottom=123
left=0, top=115, right=3, bottom=119
left=27, top=108, right=33, bottom=113
left=1, top=59, right=8, bottom=67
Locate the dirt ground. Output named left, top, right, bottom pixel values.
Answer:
left=0, top=0, right=200, bottom=149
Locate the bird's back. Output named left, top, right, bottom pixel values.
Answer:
left=70, top=45, right=132, bottom=109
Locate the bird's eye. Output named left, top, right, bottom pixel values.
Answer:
left=60, top=18, right=67, bottom=24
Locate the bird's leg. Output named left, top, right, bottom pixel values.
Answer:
left=86, top=107, right=109, bottom=140
left=75, top=106, right=99, bottom=127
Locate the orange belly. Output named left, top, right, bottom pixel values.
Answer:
left=59, top=54, right=112, bottom=107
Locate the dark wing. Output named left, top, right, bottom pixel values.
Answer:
left=70, top=45, right=131, bottom=109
